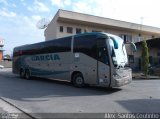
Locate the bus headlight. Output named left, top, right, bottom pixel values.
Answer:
left=113, top=74, right=121, bottom=79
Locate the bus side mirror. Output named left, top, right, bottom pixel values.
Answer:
left=112, top=39, right=118, bottom=49
left=131, top=42, right=137, bottom=52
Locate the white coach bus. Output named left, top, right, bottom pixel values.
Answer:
left=12, top=32, right=136, bottom=88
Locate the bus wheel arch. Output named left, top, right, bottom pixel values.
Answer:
left=71, top=71, right=85, bottom=88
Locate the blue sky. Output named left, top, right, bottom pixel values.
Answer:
left=0, top=0, right=160, bottom=55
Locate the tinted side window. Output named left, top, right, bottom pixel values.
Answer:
left=74, top=35, right=97, bottom=59
left=23, top=43, right=43, bottom=55
left=42, top=37, right=71, bottom=53
left=20, top=37, right=71, bottom=55
left=13, top=48, right=21, bottom=57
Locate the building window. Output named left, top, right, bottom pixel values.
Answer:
left=128, top=55, right=134, bottom=63
left=76, top=28, right=81, bottom=34
left=67, top=27, right=73, bottom=33
left=59, top=26, right=63, bottom=32
left=120, top=34, right=132, bottom=43
left=149, top=56, right=153, bottom=65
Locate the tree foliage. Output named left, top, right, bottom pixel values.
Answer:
left=141, top=40, right=149, bottom=75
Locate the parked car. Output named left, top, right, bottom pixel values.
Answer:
left=148, top=64, right=160, bottom=75
left=3, top=56, right=12, bottom=61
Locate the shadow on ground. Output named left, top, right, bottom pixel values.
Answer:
left=117, top=99, right=160, bottom=113
left=0, top=73, right=121, bottom=102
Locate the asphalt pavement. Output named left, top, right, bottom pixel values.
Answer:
left=0, top=68, right=160, bottom=118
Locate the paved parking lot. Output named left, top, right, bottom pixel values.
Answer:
left=0, top=68, right=160, bottom=118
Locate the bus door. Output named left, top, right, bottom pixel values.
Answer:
left=97, top=39, right=110, bottom=86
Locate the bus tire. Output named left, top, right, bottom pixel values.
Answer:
left=20, top=69, right=25, bottom=78
left=72, top=73, right=84, bottom=88
left=25, top=69, right=31, bottom=80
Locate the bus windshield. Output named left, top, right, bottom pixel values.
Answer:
left=108, top=35, right=128, bottom=68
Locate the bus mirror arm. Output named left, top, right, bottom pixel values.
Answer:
left=112, top=38, right=118, bottom=49
left=131, top=42, right=137, bottom=52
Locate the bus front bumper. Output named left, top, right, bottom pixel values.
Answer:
left=114, top=75, right=132, bottom=87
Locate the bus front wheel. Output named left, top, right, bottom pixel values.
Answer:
left=72, top=73, right=84, bottom=88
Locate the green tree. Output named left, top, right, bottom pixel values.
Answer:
left=141, top=40, right=149, bottom=76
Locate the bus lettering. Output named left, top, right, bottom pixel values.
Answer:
left=54, top=54, right=60, bottom=60
left=31, top=54, right=60, bottom=61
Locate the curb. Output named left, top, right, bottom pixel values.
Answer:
left=0, top=97, right=36, bottom=119
left=133, top=77, right=160, bottom=80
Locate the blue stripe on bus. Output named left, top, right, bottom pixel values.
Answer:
left=30, top=68, right=69, bottom=76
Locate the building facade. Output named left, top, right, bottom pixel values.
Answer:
left=45, top=9, right=160, bottom=41
left=44, top=9, right=160, bottom=70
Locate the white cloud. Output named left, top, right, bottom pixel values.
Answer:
left=12, top=3, right=16, bottom=8
left=0, top=0, right=17, bottom=7
left=28, top=0, right=50, bottom=12
left=64, top=0, right=71, bottom=6
left=0, top=0, right=9, bottom=6
left=20, top=0, right=27, bottom=6
left=0, top=9, right=16, bottom=17
left=35, top=1, right=50, bottom=12
left=51, top=0, right=64, bottom=7
left=51, top=0, right=71, bottom=8
left=72, top=1, right=93, bottom=14
left=31, top=15, right=42, bottom=21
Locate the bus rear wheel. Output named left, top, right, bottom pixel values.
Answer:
left=20, top=69, right=25, bottom=78
left=25, top=69, right=31, bottom=80
left=72, top=73, right=84, bottom=88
